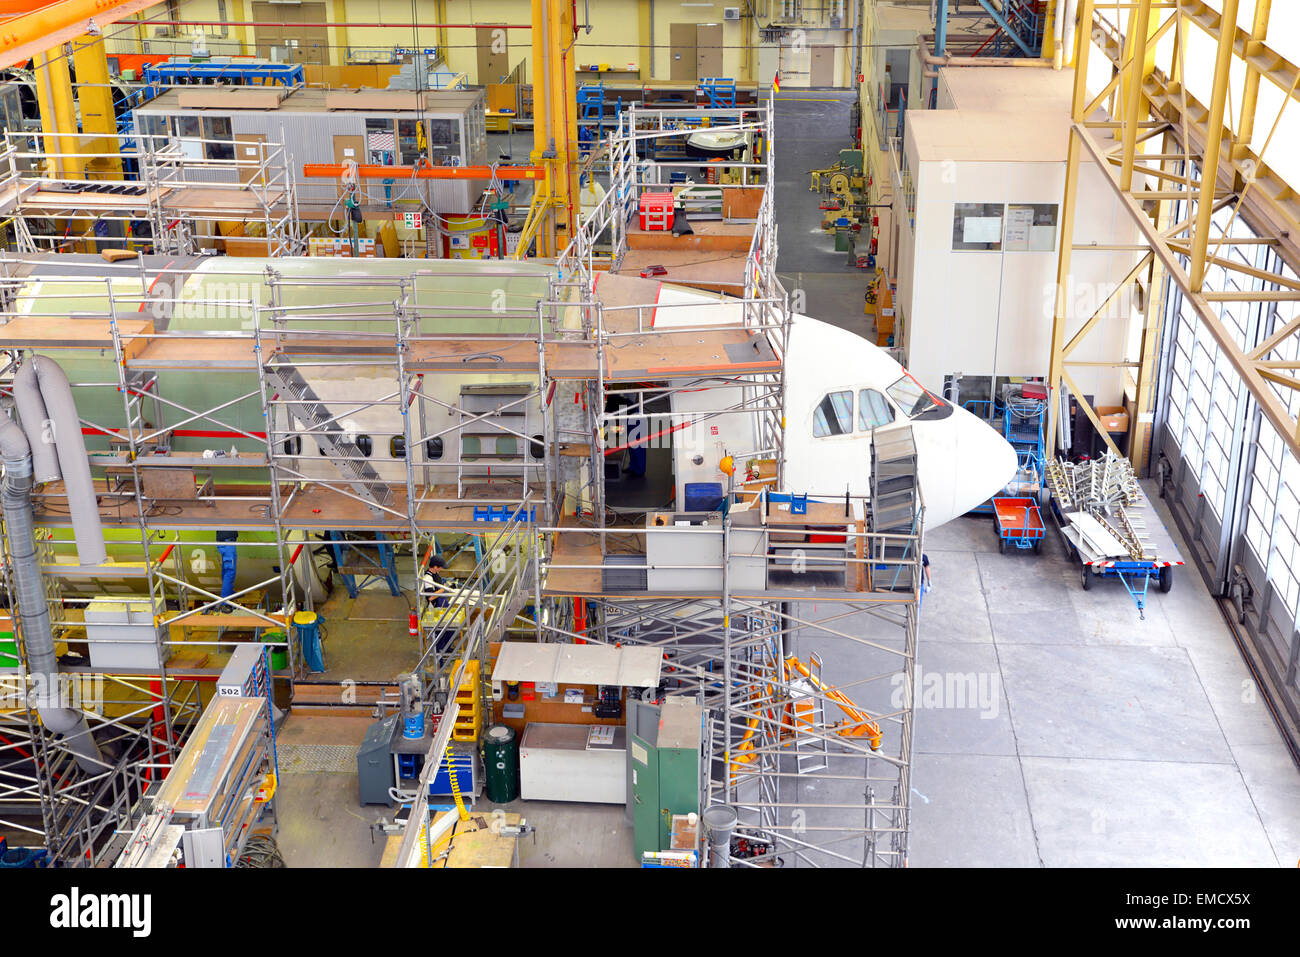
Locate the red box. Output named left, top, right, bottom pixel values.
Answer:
left=639, top=191, right=674, bottom=231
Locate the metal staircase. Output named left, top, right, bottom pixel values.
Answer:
left=264, top=360, right=395, bottom=517
left=869, top=426, right=920, bottom=591
left=973, top=0, right=1047, bottom=59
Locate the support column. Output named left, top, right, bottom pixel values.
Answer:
left=930, top=0, right=947, bottom=109
left=230, top=0, right=251, bottom=55
left=1188, top=0, right=1241, bottom=291
left=72, top=35, right=123, bottom=180
left=33, top=47, right=79, bottom=180
left=530, top=0, right=579, bottom=257
left=1046, top=0, right=1095, bottom=454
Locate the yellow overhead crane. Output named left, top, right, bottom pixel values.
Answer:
left=514, top=0, right=581, bottom=260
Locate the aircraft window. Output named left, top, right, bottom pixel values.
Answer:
left=886, top=376, right=948, bottom=420
left=813, top=391, right=853, bottom=437
left=858, top=390, right=894, bottom=431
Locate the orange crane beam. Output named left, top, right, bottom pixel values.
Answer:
left=0, top=0, right=160, bottom=69
left=302, top=163, right=546, bottom=182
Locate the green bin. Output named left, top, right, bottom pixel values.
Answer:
left=482, top=724, right=520, bottom=804
left=261, top=630, right=289, bottom=671
left=0, top=630, right=17, bottom=669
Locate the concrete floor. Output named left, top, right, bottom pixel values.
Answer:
left=901, top=490, right=1300, bottom=867
left=272, top=92, right=1300, bottom=868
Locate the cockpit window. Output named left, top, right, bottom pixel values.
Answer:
left=886, top=375, right=947, bottom=419
left=813, top=391, right=853, bottom=437
left=858, top=389, right=894, bottom=431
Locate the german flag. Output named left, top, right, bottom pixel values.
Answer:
left=773, top=71, right=781, bottom=93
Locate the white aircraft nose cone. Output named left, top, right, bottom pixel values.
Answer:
left=950, top=418, right=1019, bottom=521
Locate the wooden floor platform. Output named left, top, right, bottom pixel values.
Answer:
left=32, top=479, right=547, bottom=533
left=1, top=311, right=777, bottom=382
left=542, top=509, right=909, bottom=602
left=611, top=250, right=748, bottom=294
left=626, top=221, right=754, bottom=253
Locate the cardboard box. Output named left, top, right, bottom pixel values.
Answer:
left=1096, top=405, right=1130, bottom=433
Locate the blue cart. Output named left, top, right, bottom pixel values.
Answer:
left=1048, top=490, right=1183, bottom=620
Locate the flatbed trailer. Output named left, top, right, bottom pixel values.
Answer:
left=1048, top=483, right=1184, bottom=619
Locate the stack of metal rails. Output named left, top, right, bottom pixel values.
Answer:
left=1044, top=451, right=1184, bottom=616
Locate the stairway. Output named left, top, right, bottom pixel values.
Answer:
left=869, top=426, right=919, bottom=592
left=265, top=361, right=394, bottom=517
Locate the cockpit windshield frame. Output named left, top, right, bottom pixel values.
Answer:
left=886, top=374, right=951, bottom=421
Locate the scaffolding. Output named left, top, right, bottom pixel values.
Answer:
left=0, top=96, right=919, bottom=867
left=0, top=131, right=303, bottom=256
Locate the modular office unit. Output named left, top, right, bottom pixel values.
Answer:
left=134, top=87, right=489, bottom=217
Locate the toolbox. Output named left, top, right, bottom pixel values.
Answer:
left=639, top=191, right=674, bottom=231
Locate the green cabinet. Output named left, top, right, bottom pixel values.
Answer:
left=630, top=697, right=702, bottom=860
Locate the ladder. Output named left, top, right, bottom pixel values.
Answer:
left=792, top=651, right=829, bottom=774
left=264, top=360, right=394, bottom=517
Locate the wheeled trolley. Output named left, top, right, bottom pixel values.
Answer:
left=992, top=496, right=1045, bottom=554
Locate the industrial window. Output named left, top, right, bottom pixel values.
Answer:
left=1002, top=204, right=1058, bottom=252
left=397, top=118, right=422, bottom=165
left=427, top=118, right=461, bottom=155
left=138, top=114, right=168, bottom=147
left=857, top=389, right=894, bottom=431
left=203, top=116, right=234, bottom=161
left=172, top=115, right=204, bottom=160
left=951, top=202, right=1004, bottom=251
left=366, top=118, right=396, bottom=164
left=812, top=391, right=853, bottom=437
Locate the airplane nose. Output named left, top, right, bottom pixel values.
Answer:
left=950, top=417, right=1019, bottom=521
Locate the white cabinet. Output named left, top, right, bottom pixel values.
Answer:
left=520, top=723, right=627, bottom=804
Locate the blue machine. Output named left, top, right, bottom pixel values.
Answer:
left=142, top=60, right=305, bottom=100
left=962, top=389, right=1047, bottom=516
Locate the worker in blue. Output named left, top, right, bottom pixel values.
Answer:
left=215, top=530, right=239, bottom=608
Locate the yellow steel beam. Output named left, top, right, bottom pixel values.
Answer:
left=1076, top=120, right=1300, bottom=460
left=230, top=0, right=250, bottom=55
left=529, top=0, right=579, bottom=257
left=1046, top=0, right=1096, bottom=456
left=1187, top=0, right=1240, bottom=291
left=329, top=0, right=348, bottom=68
left=1062, top=253, right=1153, bottom=357
left=0, top=0, right=160, bottom=70
left=1235, top=0, right=1271, bottom=158
left=71, top=34, right=122, bottom=180
left=1119, top=0, right=1155, bottom=192
left=32, top=47, right=78, bottom=179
